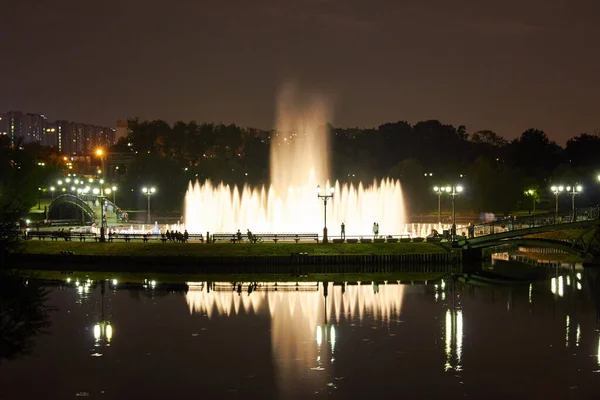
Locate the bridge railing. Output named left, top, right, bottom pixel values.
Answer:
left=471, top=206, right=599, bottom=238
left=49, top=194, right=96, bottom=223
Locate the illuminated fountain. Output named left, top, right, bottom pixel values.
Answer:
left=185, top=85, right=449, bottom=237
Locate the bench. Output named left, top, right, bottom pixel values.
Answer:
left=187, top=234, right=204, bottom=242
left=212, top=233, right=238, bottom=243
left=212, top=233, right=262, bottom=243
left=255, top=233, right=319, bottom=243
left=212, top=233, right=319, bottom=243
left=28, top=232, right=80, bottom=241
left=107, top=234, right=153, bottom=242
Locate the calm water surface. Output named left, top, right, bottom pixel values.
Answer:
left=2, top=268, right=600, bottom=399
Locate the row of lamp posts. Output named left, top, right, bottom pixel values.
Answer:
left=433, top=185, right=463, bottom=242
left=47, top=175, right=598, bottom=245
left=551, top=185, right=583, bottom=223
left=317, top=183, right=466, bottom=244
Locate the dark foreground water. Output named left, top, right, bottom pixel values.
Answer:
left=2, top=268, right=600, bottom=399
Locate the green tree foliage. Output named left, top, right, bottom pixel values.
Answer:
left=565, top=134, right=600, bottom=169
left=0, top=137, right=59, bottom=256
left=91, top=119, right=600, bottom=216
left=112, top=120, right=270, bottom=212
left=388, top=158, right=428, bottom=213
left=0, top=270, right=52, bottom=364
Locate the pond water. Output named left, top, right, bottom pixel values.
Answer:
left=1, top=267, right=600, bottom=399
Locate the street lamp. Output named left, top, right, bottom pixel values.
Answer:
left=111, top=186, right=117, bottom=204
left=433, top=186, right=447, bottom=224
left=50, top=186, right=56, bottom=199
left=524, top=189, right=539, bottom=227
left=443, top=185, right=463, bottom=242
left=77, top=188, right=85, bottom=224
left=316, top=185, right=335, bottom=244
left=142, top=187, right=156, bottom=223
left=94, top=180, right=107, bottom=242
left=96, top=148, right=105, bottom=178
left=550, top=185, right=564, bottom=222
left=566, top=185, right=583, bottom=222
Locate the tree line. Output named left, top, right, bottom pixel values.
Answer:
left=111, top=119, right=600, bottom=215
left=3, top=118, right=600, bottom=233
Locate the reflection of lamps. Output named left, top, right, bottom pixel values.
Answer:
left=94, top=281, right=113, bottom=345
left=316, top=282, right=337, bottom=364
left=444, top=308, right=463, bottom=371
left=94, top=321, right=113, bottom=343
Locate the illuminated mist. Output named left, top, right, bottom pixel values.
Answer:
left=185, top=84, right=415, bottom=236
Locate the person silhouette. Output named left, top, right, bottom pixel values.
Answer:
left=373, top=222, right=379, bottom=239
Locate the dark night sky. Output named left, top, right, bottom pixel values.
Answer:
left=2, top=0, right=599, bottom=143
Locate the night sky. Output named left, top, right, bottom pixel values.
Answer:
left=2, top=0, right=599, bottom=143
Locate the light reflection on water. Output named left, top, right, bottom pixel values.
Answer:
left=186, top=281, right=405, bottom=396
left=2, top=269, right=600, bottom=398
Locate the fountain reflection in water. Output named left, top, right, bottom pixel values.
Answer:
left=186, top=281, right=405, bottom=324
left=186, top=281, right=404, bottom=396
left=185, top=85, right=409, bottom=237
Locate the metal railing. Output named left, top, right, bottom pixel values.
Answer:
left=469, top=206, right=600, bottom=238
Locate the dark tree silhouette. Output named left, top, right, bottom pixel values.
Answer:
left=0, top=270, right=52, bottom=364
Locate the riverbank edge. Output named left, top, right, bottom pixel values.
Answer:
left=11, top=252, right=461, bottom=274
left=16, top=269, right=451, bottom=284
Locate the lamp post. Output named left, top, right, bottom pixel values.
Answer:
left=316, top=185, right=335, bottom=244
left=50, top=186, right=55, bottom=199
left=96, top=148, right=105, bottom=178
left=550, top=185, right=564, bottom=222
left=111, top=186, right=117, bottom=205
left=77, top=188, right=84, bottom=224
left=142, top=187, right=156, bottom=223
left=433, top=186, right=446, bottom=224
left=566, top=185, right=582, bottom=222
left=93, top=179, right=107, bottom=242
left=444, top=185, right=463, bottom=243
left=524, top=189, right=538, bottom=227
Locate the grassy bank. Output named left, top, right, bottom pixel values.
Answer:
left=525, top=229, right=586, bottom=241
left=518, top=251, right=582, bottom=263
left=18, top=269, right=448, bottom=284
left=22, top=241, right=449, bottom=257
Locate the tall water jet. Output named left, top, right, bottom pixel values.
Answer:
left=185, top=85, right=408, bottom=237
left=270, top=83, right=331, bottom=194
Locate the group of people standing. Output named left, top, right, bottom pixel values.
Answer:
left=115, top=208, right=129, bottom=223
